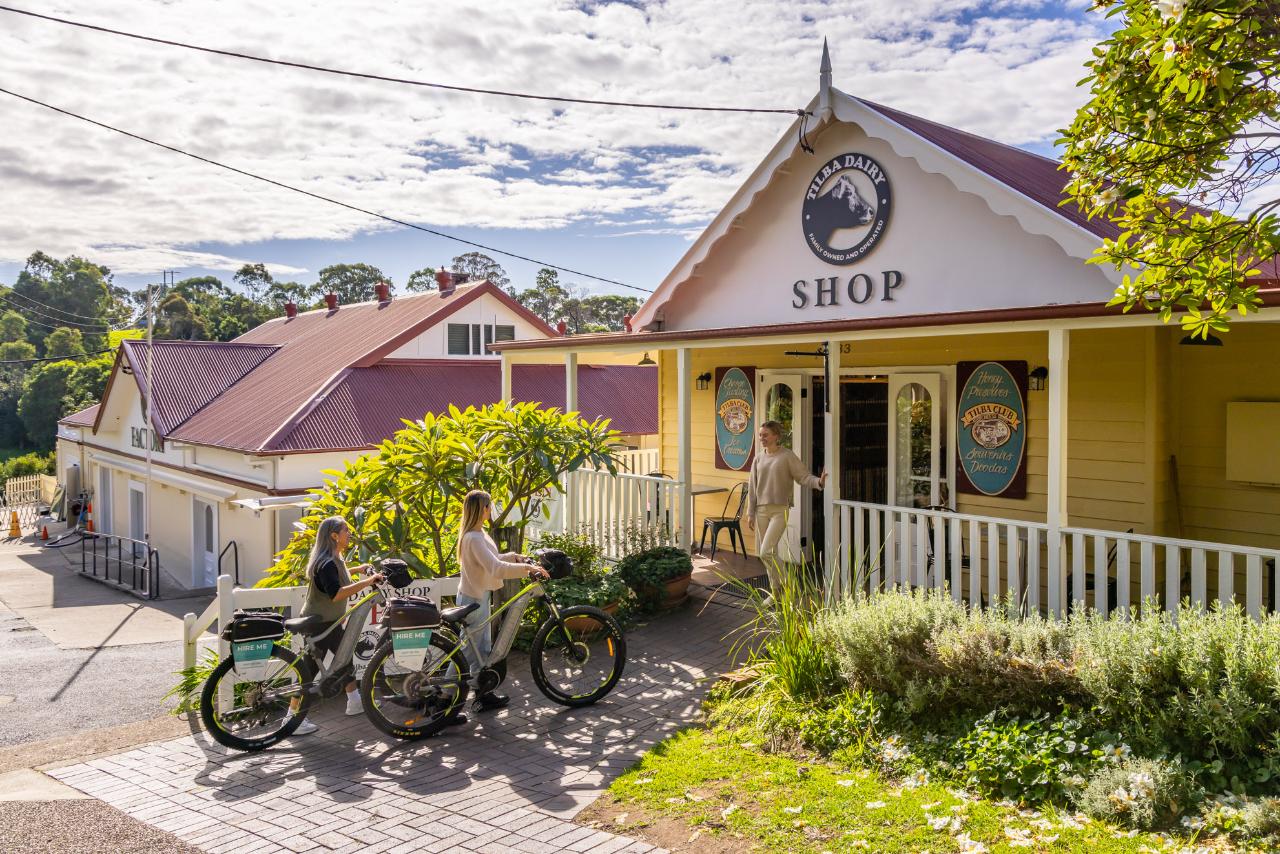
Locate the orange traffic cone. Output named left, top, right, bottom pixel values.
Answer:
left=86, top=518, right=94, bottom=533
left=40, top=526, right=48, bottom=541
left=8, top=511, right=20, bottom=538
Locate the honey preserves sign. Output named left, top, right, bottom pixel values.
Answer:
left=955, top=361, right=1028, bottom=499
left=715, top=367, right=756, bottom=471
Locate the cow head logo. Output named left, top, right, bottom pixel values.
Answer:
left=801, top=152, right=892, bottom=265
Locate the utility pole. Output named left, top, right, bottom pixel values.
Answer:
left=143, top=269, right=174, bottom=559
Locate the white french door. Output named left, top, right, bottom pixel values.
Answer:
left=756, top=372, right=806, bottom=561
left=887, top=373, right=946, bottom=509
left=193, top=498, right=219, bottom=588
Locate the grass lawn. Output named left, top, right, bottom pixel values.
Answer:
left=581, top=727, right=1221, bottom=853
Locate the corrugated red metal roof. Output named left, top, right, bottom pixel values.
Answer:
left=119, top=340, right=278, bottom=434
left=60, top=403, right=99, bottom=426
left=861, top=99, right=1121, bottom=242
left=168, top=283, right=504, bottom=451
left=273, top=361, right=658, bottom=452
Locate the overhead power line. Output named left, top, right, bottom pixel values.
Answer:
left=3, top=287, right=112, bottom=323
left=0, top=5, right=798, bottom=115
left=0, top=297, right=127, bottom=336
left=0, top=295, right=113, bottom=332
left=0, top=347, right=113, bottom=364
left=0, top=86, right=653, bottom=293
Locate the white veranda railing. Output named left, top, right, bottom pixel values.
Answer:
left=832, top=500, right=1280, bottom=619
left=602, top=447, right=660, bottom=475
left=532, top=467, right=683, bottom=560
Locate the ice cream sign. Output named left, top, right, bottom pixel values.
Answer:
left=714, top=367, right=755, bottom=471
left=956, top=361, right=1028, bottom=499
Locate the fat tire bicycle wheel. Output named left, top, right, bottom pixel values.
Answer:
left=529, top=605, right=626, bottom=707
left=199, top=643, right=314, bottom=752
left=360, top=630, right=469, bottom=740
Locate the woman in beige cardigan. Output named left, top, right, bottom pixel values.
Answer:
left=747, top=420, right=827, bottom=593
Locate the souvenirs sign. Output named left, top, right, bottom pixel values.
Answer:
left=801, top=152, right=892, bottom=265
left=714, top=367, right=756, bottom=471
left=955, top=361, right=1028, bottom=499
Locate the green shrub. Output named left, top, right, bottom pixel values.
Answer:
left=952, top=711, right=1100, bottom=803
left=0, top=451, right=54, bottom=479
left=817, top=590, right=1079, bottom=719
left=542, top=572, right=628, bottom=609
left=796, top=691, right=880, bottom=756
left=1075, top=757, right=1202, bottom=831
left=1070, top=604, right=1280, bottom=791
left=531, top=528, right=602, bottom=577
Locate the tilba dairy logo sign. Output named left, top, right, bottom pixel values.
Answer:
left=802, top=152, right=892, bottom=265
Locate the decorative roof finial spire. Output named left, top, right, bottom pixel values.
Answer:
left=818, top=37, right=833, bottom=119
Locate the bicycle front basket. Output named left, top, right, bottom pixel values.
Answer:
left=535, top=548, right=573, bottom=580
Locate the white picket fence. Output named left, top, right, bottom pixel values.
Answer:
left=832, top=500, right=1280, bottom=619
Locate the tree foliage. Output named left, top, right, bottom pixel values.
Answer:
left=16, top=354, right=112, bottom=450
left=259, top=402, right=620, bottom=587
left=316, top=263, right=391, bottom=304
left=43, top=327, right=86, bottom=359
left=405, top=267, right=438, bottom=292
left=1061, top=0, right=1280, bottom=336
left=451, top=252, right=509, bottom=289
left=11, top=252, right=122, bottom=351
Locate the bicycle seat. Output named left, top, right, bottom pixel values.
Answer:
left=440, top=602, right=480, bottom=624
left=284, top=614, right=330, bottom=636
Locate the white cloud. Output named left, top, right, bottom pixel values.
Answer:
left=0, top=0, right=1109, bottom=276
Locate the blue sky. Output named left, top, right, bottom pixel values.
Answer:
left=0, top=1, right=1108, bottom=301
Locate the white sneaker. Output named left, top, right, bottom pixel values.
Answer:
left=344, top=691, right=364, bottom=716
left=290, top=716, right=318, bottom=736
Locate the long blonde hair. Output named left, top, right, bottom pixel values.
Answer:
left=457, top=490, right=491, bottom=563
left=307, top=515, right=349, bottom=581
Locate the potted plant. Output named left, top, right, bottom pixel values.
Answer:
left=617, top=545, right=694, bottom=610
left=547, top=574, right=630, bottom=631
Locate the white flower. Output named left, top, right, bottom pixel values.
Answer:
left=1005, top=827, right=1035, bottom=848
left=926, top=814, right=962, bottom=832
left=632, top=776, right=655, bottom=786
left=1162, top=38, right=1178, bottom=60
left=1110, top=787, right=1138, bottom=811
left=905, top=770, right=930, bottom=789
left=1037, top=835, right=1059, bottom=845
left=1128, top=772, right=1155, bottom=797
left=1101, top=743, right=1132, bottom=762
left=721, top=804, right=738, bottom=818
left=1092, top=186, right=1121, bottom=209
left=836, top=779, right=856, bottom=787
left=1155, top=0, right=1185, bottom=22
left=1058, top=815, right=1085, bottom=830
left=783, top=805, right=803, bottom=814
left=955, top=833, right=988, bottom=853
left=865, top=801, right=887, bottom=810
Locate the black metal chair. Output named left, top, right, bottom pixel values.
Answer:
left=698, top=482, right=748, bottom=560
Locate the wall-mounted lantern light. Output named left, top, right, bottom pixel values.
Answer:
left=637, top=352, right=656, bottom=366
left=1179, top=333, right=1223, bottom=347
left=695, top=371, right=712, bottom=391
left=1028, top=365, right=1048, bottom=391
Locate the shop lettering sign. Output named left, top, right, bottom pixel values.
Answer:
left=955, top=361, right=1028, bottom=499
left=801, top=152, right=892, bottom=265
left=714, top=367, right=755, bottom=471
left=130, top=426, right=163, bottom=452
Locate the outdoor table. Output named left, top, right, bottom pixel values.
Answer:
left=691, top=483, right=728, bottom=497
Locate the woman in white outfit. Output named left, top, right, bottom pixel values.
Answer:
left=747, top=420, right=827, bottom=594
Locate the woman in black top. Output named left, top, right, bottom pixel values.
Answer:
left=287, top=515, right=383, bottom=735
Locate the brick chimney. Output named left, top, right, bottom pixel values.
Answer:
left=324, top=293, right=338, bottom=311
left=284, top=301, right=297, bottom=319
left=375, top=281, right=390, bottom=302
left=435, top=268, right=455, bottom=296
left=556, top=320, right=568, bottom=336
left=623, top=314, right=632, bottom=333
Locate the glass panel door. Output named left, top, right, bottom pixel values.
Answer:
left=756, top=372, right=805, bottom=562
left=887, top=374, right=944, bottom=508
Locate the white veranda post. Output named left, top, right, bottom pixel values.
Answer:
left=564, top=352, right=578, bottom=412
left=824, top=339, right=841, bottom=599
left=1046, top=327, right=1070, bottom=617
left=677, top=348, right=693, bottom=551
left=500, top=353, right=512, bottom=404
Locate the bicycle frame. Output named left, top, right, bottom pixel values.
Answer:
left=450, top=579, right=566, bottom=671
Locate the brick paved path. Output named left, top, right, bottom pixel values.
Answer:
left=50, top=595, right=747, bottom=854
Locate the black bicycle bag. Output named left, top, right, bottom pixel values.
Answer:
left=535, top=548, right=574, bottom=580
left=383, top=596, right=441, bottom=630
left=220, top=610, right=286, bottom=643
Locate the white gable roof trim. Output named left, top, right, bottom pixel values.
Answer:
left=632, top=87, right=1121, bottom=331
